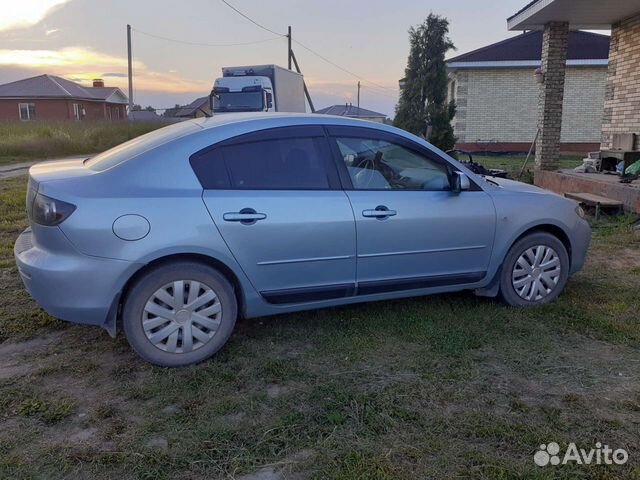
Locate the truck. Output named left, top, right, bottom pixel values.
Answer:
left=211, top=65, right=306, bottom=114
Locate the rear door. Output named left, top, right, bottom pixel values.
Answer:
left=192, top=126, right=357, bottom=304
left=327, top=126, right=496, bottom=292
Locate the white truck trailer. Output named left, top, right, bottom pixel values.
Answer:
left=211, top=65, right=306, bottom=114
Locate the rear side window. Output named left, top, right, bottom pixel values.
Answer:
left=191, top=136, right=333, bottom=190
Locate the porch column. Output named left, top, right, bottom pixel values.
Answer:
left=535, top=21, right=569, bottom=172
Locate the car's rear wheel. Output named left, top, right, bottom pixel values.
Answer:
left=499, top=232, right=569, bottom=307
left=122, top=261, right=237, bottom=366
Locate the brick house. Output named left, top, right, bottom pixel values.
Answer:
left=0, top=75, right=128, bottom=121
left=447, top=31, right=610, bottom=153
left=506, top=0, right=640, bottom=213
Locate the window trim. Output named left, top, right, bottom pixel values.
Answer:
left=189, top=125, right=342, bottom=191
left=324, top=125, right=482, bottom=192
left=73, top=103, right=85, bottom=121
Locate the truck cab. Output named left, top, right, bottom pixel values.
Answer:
left=210, top=65, right=305, bottom=115
left=212, top=74, right=274, bottom=113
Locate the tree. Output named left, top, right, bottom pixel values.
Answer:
left=394, top=14, right=456, bottom=151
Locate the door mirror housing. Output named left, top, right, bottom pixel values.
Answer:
left=265, top=92, right=273, bottom=109
left=451, top=171, right=470, bottom=192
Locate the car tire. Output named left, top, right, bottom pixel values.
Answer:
left=122, top=261, right=237, bottom=367
left=499, top=232, right=570, bottom=307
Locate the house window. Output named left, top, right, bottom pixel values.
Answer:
left=18, top=103, right=36, bottom=121
left=448, top=79, right=457, bottom=104
left=73, top=103, right=85, bottom=120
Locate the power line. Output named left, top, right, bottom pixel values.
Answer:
left=132, top=27, right=283, bottom=47
left=219, top=0, right=286, bottom=37
left=292, top=39, right=397, bottom=97
left=215, top=0, right=396, bottom=99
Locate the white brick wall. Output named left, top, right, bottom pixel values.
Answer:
left=452, top=66, right=607, bottom=144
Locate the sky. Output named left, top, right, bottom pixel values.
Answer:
left=0, top=0, right=537, bottom=117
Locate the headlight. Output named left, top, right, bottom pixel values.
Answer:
left=575, top=205, right=586, bottom=219
left=31, top=193, right=76, bottom=226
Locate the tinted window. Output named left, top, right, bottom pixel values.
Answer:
left=335, top=137, right=450, bottom=191
left=192, top=136, right=332, bottom=190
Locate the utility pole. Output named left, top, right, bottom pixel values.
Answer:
left=357, top=81, right=360, bottom=110
left=290, top=49, right=315, bottom=112
left=127, top=24, right=133, bottom=113
left=287, top=26, right=292, bottom=70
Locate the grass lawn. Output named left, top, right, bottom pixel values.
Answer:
left=0, top=121, right=165, bottom=166
left=1, top=175, right=640, bottom=479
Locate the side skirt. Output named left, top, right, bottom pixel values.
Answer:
left=260, top=271, right=486, bottom=305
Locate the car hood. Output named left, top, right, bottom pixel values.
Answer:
left=484, top=176, right=552, bottom=195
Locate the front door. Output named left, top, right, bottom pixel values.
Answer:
left=193, top=126, right=357, bottom=303
left=327, top=127, right=496, bottom=293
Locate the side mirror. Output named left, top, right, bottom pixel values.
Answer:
left=451, top=171, right=470, bottom=192
left=265, top=92, right=273, bottom=109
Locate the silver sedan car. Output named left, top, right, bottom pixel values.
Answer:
left=15, top=113, right=591, bottom=366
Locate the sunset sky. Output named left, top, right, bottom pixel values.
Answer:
left=0, top=0, right=571, bottom=117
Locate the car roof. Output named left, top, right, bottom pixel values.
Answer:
left=190, top=112, right=396, bottom=134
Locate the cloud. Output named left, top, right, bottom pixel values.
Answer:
left=0, top=46, right=209, bottom=94
left=0, top=0, right=70, bottom=31
left=102, top=72, right=128, bottom=78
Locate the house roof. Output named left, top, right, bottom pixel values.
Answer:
left=507, top=0, right=640, bottom=30
left=0, top=74, right=128, bottom=103
left=315, top=104, right=386, bottom=119
left=89, top=86, right=128, bottom=104
left=174, top=96, right=209, bottom=117
left=447, top=30, right=610, bottom=66
left=507, top=0, right=539, bottom=22
left=128, top=110, right=163, bottom=121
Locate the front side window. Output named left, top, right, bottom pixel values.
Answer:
left=335, top=137, right=451, bottom=191
left=191, top=136, right=331, bottom=190
left=19, top=103, right=35, bottom=121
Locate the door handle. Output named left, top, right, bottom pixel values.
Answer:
left=223, top=208, right=266, bottom=224
left=362, top=206, right=397, bottom=218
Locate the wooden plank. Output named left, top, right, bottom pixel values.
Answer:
left=565, top=192, right=623, bottom=207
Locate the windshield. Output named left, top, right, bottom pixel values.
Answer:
left=213, top=91, right=264, bottom=112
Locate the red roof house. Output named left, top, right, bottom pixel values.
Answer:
left=0, top=75, right=128, bottom=121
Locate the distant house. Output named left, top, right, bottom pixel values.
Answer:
left=173, top=96, right=211, bottom=118
left=0, top=75, right=128, bottom=121
left=446, top=31, right=610, bottom=152
left=128, top=110, right=163, bottom=122
left=316, top=104, right=387, bottom=123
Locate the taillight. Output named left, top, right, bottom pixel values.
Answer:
left=30, top=193, right=76, bottom=226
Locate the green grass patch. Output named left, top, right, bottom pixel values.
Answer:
left=0, top=120, right=165, bottom=165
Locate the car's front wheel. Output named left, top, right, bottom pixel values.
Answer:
left=499, top=232, right=570, bottom=307
left=122, top=261, right=237, bottom=366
